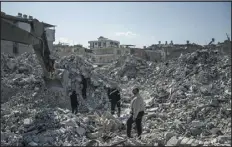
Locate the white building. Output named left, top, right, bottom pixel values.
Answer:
left=1, top=12, right=56, bottom=56
left=88, top=36, right=120, bottom=49
left=88, top=47, right=130, bottom=65
left=86, top=36, right=133, bottom=65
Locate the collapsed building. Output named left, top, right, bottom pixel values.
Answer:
left=1, top=10, right=231, bottom=147
left=1, top=40, right=231, bottom=146
left=54, top=37, right=231, bottom=68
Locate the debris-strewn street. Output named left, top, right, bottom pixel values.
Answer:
left=1, top=45, right=231, bottom=146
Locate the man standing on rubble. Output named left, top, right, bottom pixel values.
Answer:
left=127, top=87, right=145, bottom=139
left=107, top=84, right=121, bottom=117
left=70, top=90, right=79, bottom=114
left=81, top=75, right=87, bottom=99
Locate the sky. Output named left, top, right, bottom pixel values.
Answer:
left=1, top=2, right=231, bottom=48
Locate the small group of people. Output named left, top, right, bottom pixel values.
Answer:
left=70, top=82, right=145, bottom=139
left=107, top=84, right=145, bottom=139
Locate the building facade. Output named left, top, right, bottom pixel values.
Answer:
left=1, top=12, right=56, bottom=56
left=88, top=36, right=120, bottom=49
left=87, top=47, right=130, bottom=65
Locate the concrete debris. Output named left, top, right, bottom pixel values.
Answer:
left=166, top=136, right=179, bottom=146
left=93, top=48, right=231, bottom=145
left=1, top=46, right=231, bottom=146
left=164, top=132, right=176, bottom=142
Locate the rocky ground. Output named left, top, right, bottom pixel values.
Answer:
left=1, top=47, right=231, bottom=146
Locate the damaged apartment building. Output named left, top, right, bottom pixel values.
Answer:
left=62, top=38, right=200, bottom=65
left=87, top=38, right=192, bottom=65
left=54, top=36, right=231, bottom=66
left=87, top=36, right=130, bottom=65
left=129, top=39, right=231, bottom=63
left=53, top=36, right=130, bottom=65
left=1, top=12, right=56, bottom=56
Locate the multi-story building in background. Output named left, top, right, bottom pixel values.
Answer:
left=88, top=36, right=120, bottom=49
left=86, top=36, right=130, bottom=65
left=89, top=47, right=130, bottom=65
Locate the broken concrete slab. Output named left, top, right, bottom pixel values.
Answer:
left=166, top=136, right=179, bottom=146
left=1, top=46, right=231, bottom=146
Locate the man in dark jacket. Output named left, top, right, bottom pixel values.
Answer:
left=70, top=90, right=79, bottom=114
left=81, top=75, right=87, bottom=99
left=107, top=85, right=121, bottom=117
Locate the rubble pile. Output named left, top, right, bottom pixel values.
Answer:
left=0, top=53, right=118, bottom=146
left=95, top=55, right=155, bottom=83
left=1, top=90, right=125, bottom=146
left=54, top=55, right=110, bottom=112
left=1, top=89, right=122, bottom=146
left=1, top=53, right=116, bottom=146
left=1, top=46, right=231, bottom=146
left=94, top=49, right=231, bottom=146
left=1, top=53, right=45, bottom=103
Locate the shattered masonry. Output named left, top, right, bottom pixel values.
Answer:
left=1, top=44, right=231, bottom=146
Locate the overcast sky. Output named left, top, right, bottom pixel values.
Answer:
left=2, top=2, right=231, bottom=48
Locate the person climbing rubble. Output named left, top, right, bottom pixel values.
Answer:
left=127, top=87, right=145, bottom=139
left=107, top=84, right=121, bottom=117
left=70, top=90, right=79, bottom=114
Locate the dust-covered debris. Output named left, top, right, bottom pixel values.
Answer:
left=1, top=45, right=231, bottom=146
